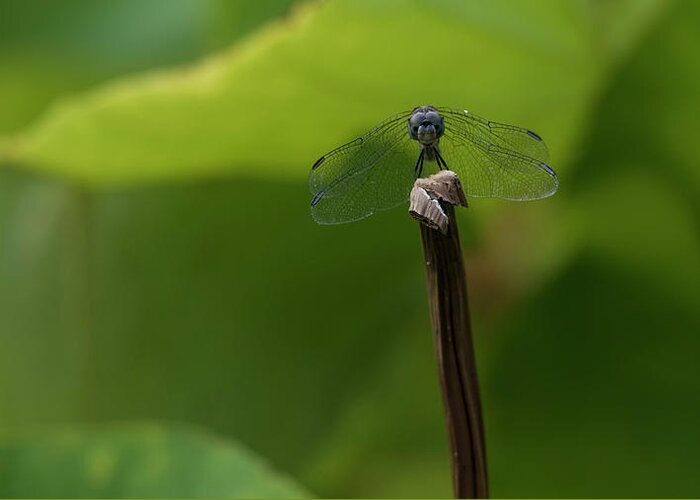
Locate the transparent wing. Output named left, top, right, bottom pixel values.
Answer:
left=436, top=107, right=558, bottom=200
left=309, top=111, right=418, bottom=224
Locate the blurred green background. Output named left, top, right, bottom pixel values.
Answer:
left=0, top=0, right=699, bottom=497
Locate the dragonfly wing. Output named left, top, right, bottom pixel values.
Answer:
left=437, top=107, right=558, bottom=200
left=438, top=107, right=550, bottom=163
left=309, top=112, right=418, bottom=224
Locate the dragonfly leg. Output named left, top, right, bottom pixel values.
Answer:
left=413, top=148, right=426, bottom=179
left=435, top=147, right=449, bottom=170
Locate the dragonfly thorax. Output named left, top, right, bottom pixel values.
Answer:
left=408, top=105, right=444, bottom=146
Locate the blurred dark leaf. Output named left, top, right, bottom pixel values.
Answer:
left=0, top=424, right=309, bottom=498
left=0, top=170, right=427, bottom=496
left=487, top=256, right=700, bottom=497
left=571, top=170, right=700, bottom=312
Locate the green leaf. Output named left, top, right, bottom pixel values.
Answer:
left=0, top=0, right=296, bottom=135
left=5, top=0, right=666, bottom=185
left=0, top=424, right=310, bottom=498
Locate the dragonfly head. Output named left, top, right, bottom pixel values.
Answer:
left=409, top=106, right=444, bottom=146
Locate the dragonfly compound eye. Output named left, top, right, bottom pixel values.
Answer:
left=409, top=114, right=426, bottom=140
left=424, top=111, right=444, bottom=135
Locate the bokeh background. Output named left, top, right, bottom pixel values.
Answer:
left=0, top=0, right=699, bottom=497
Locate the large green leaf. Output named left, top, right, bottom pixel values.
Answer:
left=4, top=0, right=666, bottom=185
left=0, top=424, right=309, bottom=498
left=0, top=0, right=296, bottom=135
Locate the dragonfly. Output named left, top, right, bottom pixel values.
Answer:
left=309, top=105, right=558, bottom=224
